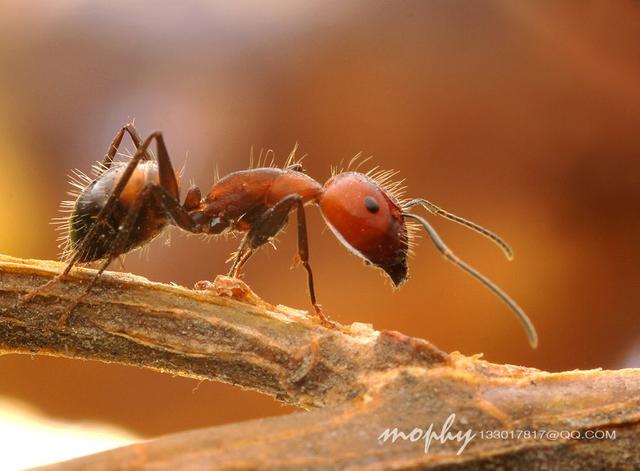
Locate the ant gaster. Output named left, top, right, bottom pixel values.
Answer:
left=24, top=123, right=538, bottom=348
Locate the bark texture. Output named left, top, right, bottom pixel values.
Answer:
left=0, top=254, right=638, bottom=470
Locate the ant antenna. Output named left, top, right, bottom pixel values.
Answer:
left=403, top=212, right=538, bottom=349
left=403, top=198, right=513, bottom=260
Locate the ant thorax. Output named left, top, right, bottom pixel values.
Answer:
left=194, top=167, right=323, bottom=231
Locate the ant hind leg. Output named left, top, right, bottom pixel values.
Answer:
left=57, top=178, right=188, bottom=326
left=101, top=123, right=154, bottom=169
left=21, top=132, right=169, bottom=320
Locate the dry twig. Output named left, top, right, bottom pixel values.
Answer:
left=0, top=254, right=638, bottom=470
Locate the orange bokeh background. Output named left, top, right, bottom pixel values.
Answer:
left=0, top=0, right=638, bottom=454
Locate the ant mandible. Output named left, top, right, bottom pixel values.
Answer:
left=23, top=123, right=538, bottom=348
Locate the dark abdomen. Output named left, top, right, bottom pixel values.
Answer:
left=68, top=162, right=168, bottom=262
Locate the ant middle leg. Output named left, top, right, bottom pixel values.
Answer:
left=226, top=197, right=301, bottom=279
left=228, top=235, right=254, bottom=278
left=226, top=198, right=299, bottom=279
left=229, top=195, right=334, bottom=326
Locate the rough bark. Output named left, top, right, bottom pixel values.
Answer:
left=0, top=254, right=638, bottom=470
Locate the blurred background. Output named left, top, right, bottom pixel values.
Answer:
left=0, top=0, right=639, bottom=468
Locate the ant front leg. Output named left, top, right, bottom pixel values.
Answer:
left=291, top=197, right=335, bottom=327
left=230, top=195, right=335, bottom=327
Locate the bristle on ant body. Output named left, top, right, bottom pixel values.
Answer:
left=23, top=123, right=537, bottom=347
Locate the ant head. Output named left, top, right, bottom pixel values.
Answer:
left=319, top=171, right=409, bottom=286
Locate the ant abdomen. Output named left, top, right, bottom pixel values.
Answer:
left=67, top=161, right=167, bottom=262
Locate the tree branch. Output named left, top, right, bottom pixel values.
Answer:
left=1, top=254, right=639, bottom=470
left=0, top=254, right=448, bottom=409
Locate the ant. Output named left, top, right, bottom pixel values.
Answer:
left=22, top=123, right=538, bottom=348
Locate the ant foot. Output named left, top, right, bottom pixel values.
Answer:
left=56, top=309, right=73, bottom=329
left=313, top=304, right=338, bottom=329
left=55, top=296, right=84, bottom=329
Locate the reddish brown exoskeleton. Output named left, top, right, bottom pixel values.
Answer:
left=24, top=123, right=537, bottom=347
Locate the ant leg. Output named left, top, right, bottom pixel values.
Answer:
left=72, top=131, right=167, bottom=256
left=19, top=250, right=83, bottom=306
left=104, top=126, right=181, bottom=200
left=90, top=179, right=201, bottom=287
left=57, top=181, right=169, bottom=325
left=292, top=198, right=335, bottom=327
left=229, top=248, right=254, bottom=278
left=235, top=195, right=334, bottom=326
left=228, top=235, right=253, bottom=278
left=21, top=132, right=167, bottom=306
left=153, top=129, right=180, bottom=198
left=56, top=252, right=117, bottom=326
left=228, top=196, right=301, bottom=279
left=226, top=198, right=297, bottom=278
left=101, top=123, right=154, bottom=169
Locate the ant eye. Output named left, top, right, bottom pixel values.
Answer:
left=364, top=196, right=379, bottom=213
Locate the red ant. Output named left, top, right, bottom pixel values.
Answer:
left=23, top=123, right=538, bottom=348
